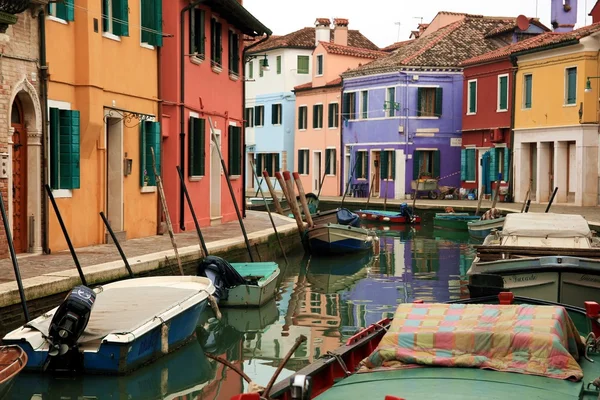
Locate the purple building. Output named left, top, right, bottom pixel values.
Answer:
left=340, top=13, right=541, bottom=199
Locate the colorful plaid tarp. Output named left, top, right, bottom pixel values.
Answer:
left=360, top=303, right=585, bottom=380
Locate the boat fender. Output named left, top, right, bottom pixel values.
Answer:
left=290, top=375, right=312, bottom=400
left=197, top=256, right=249, bottom=302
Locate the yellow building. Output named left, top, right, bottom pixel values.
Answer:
left=513, top=25, right=600, bottom=206
left=45, top=0, right=163, bottom=252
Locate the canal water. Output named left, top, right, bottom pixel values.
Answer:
left=6, top=211, right=479, bottom=400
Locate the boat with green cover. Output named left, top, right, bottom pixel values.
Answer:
left=433, top=212, right=481, bottom=231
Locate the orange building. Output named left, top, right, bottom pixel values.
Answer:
left=44, top=0, right=163, bottom=251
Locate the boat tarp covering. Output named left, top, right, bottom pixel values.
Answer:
left=359, top=303, right=585, bottom=380
left=27, top=286, right=201, bottom=344
left=501, top=213, right=591, bottom=238
left=337, top=208, right=360, bottom=227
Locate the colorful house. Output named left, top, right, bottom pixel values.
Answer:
left=161, top=1, right=270, bottom=231
left=44, top=0, right=164, bottom=252
left=459, top=17, right=549, bottom=199
left=1, top=1, right=47, bottom=257
left=293, top=18, right=385, bottom=196
left=245, top=18, right=379, bottom=195
left=340, top=13, right=530, bottom=200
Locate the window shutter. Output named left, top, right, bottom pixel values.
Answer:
left=499, top=76, right=508, bottom=110
left=306, top=151, right=310, bottom=175
left=469, top=82, right=476, bottom=113
left=199, top=10, right=205, bottom=55
left=567, top=68, right=577, bottom=104
left=325, top=150, right=330, bottom=175
left=297, top=107, right=302, bottom=129
left=188, top=118, right=196, bottom=176
left=460, top=149, right=467, bottom=181
left=228, top=31, right=234, bottom=73
left=49, top=108, right=60, bottom=189
left=275, top=153, right=280, bottom=172
left=277, top=56, right=281, bottom=74
left=332, top=149, right=337, bottom=175
left=525, top=75, right=532, bottom=108
left=380, top=151, right=388, bottom=180
left=256, top=154, right=263, bottom=175
left=271, top=104, right=277, bottom=125
left=313, top=105, right=318, bottom=128
left=433, top=150, right=440, bottom=179
left=140, top=121, right=147, bottom=187
left=342, top=93, right=350, bottom=119
left=112, top=0, right=129, bottom=36
left=227, top=126, right=241, bottom=176
left=199, top=119, right=206, bottom=176
left=189, top=8, right=196, bottom=54
left=141, top=0, right=151, bottom=43
left=151, top=0, right=163, bottom=46
left=390, top=151, right=395, bottom=179
left=59, top=110, right=80, bottom=189
left=328, top=104, right=333, bottom=127
left=102, top=0, right=109, bottom=32
left=489, top=148, right=497, bottom=184
left=416, top=88, right=423, bottom=117
left=144, top=121, right=161, bottom=186
left=413, top=151, right=421, bottom=179
left=355, top=152, right=363, bottom=178
left=435, top=87, right=443, bottom=117
left=65, top=0, right=75, bottom=21
left=298, top=150, right=303, bottom=173
left=503, top=147, right=510, bottom=182
left=255, top=106, right=260, bottom=126
left=467, top=149, right=476, bottom=181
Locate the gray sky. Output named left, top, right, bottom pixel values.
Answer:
left=243, top=0, right=595, bottom=48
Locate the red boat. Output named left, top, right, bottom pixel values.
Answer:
left=357, top=209, right=422, bottom=224
left=0, top=345, right=27, bottom=398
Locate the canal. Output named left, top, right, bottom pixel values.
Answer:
left=5, top=210, right=478, bottom=399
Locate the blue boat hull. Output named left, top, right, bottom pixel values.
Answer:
left=306, top=224, right=375, bottom=255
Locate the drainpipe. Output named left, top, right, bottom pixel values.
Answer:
left=339, top=82, right=343, bottom=196
left=38, top=8, right=49, bottom=254
left=156, top=43, right=163, bottom=234
left=242, top=33, right=271, bottom=217
left=508, top=55, right=518, bottom=203
left=404, top=71, right=409, bottom=194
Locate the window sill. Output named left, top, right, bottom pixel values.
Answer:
left=229, top=175, right=241, bottom=180
left=415, top=116, right=439, bottom=119
left=190, top=55, right=205, bottom=65
left=103, top=32, right=122, bottom=42
left=52, top=189, right=73, bottom=198
left=212, top=64, right=223, bottom=74
left=521, top=107, right=532, bottom=111
left=356, top=178, right=367, bottom=181
left=47, top=16, right=67, bottom=25
left=141, top=186, right=157, bottom=193
left=465, top=180, right=476, bottom=183
left=563, top=103, right=577, bottom=107
left=466, top=112, right=476, bottom=116
left=299, top=128, right=307, bottom=131
left=496, top=109, right=508, bottom=113
left=316, top=73, right=323, bottom=77
left=189, top=176, right=204, bottom=182
left=313, top=127, right=323, bottom=130
left=255, top=125, right=264, bottom=128
left=229, top=72, right=240, bottom=81
left=273, top=123, right=282, bottom=126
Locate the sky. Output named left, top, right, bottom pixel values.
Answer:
left=243, top=0, right=596, bottom=48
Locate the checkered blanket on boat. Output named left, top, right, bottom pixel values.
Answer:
left=360, top=303, right=585, bottom=380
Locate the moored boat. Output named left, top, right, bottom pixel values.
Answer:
left=0, top=346, right=27, bottom=399
left=306, top=223, right=376, bottom=255
left=433, top=212, right=481, bottom=231
left=467, top=216, right=505, bottom=240
left=357, top=205, right=422, bottom=225
left=2, top=276, right=215, bottom=374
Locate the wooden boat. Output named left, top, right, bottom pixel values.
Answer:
left=468, top=213, right=600, bottom=308
left=224, top=262, right=280, bottom=307
left=433, top=212, right=480, bottom=231
left=357, top=209, right=422, bottom=224
left=0, top=346, right=27, bottom=399
left=467, top=216, right=505, bottom=240
left=253, top=294, right=600, bottom=400
left=306, top=223, right=376, bottom=255
left=2, top=276, right=215, bottom=374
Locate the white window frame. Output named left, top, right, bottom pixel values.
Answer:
left=385, top=86, right=397, bottom=118
left=272, top=103, right=282, bottom=126
left=313, top=103, right=323, bottom=130
left=328, top=102, right=339, bottom=129
left=523, top=73, right=533, bottom=109
left=497, top=74, right=509, bottom=112
left=564, top=66, right=577, bottom=106
left=255, top=105, right=265, bottom=127
left=298, top=105, right=308, bottom=130
left=325, top=147, right=336, bottom=175
left=299, top=148, right=309, bottom=175
left=47, top=99, right=73, bottom=198
left=316, top=54, right=324, bottom=76
left=356, top=150, right=368, bottom=180
left=359, top=90, right=369, bottom=120
left=467, top=79, right=477, bottom=115
left=46, top=3, right=68, bottom=24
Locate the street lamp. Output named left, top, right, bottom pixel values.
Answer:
left=246, top=54, right=270, bottom=72
left=584, top=76, right=600, bottom=93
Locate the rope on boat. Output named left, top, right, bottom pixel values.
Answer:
left=325, top=351, right=351, bottom=376
left=263, top=334, right=308, bottom=399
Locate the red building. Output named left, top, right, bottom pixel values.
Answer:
left=161, top=1, right=270, bottom=232
left=459, top=18, right=548, bottom=199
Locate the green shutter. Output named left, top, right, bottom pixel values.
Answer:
left=275, top=153, right=280, bottom=172
left=567, top=68, right=577, bottom=105
left=227, top=126, right=241, bottom=176
left=313, top=105, right=318, bottom=128
left=355, top=152, right=363, bottom=179
left=380, top=151, right=388, bottom=180
left=390, top=151, right=395, bottom=179
left=306, top=151, right=310, bottom=175
left=188, top=117, right=205, bottom=177
left=255, top=106, right=260, bottom=126
left=102, top=0, right=109, bottom=32
left=297, top=107, right=302, bottom=129
left=49, top=108, right=60, bottom=189
left=416, top=88, right=423, bottom=117
left=468, top=82, right=476, bottom=113
left=489, top=148, right=497, bottom=184
left=140, top=122, right=147, bottom=186
left=413, top=151, right=421, bottom=179
left=112, top=0, right=129, bottom=36
left=265, top=153, right=273, bottom=176
left=503, top=147, right=510, bottom=182
left=435, top=87, right=443, bottom=117
left=143, top=121, right=161, bottom=186
left=141, top=0, right=151, bottom=43
left=256, top=154, right=263, bottom=175
left=298, top=56, right=309, bottom=74
left=524, top=75, right=532, bottom=108
left=342, top=93, right=350, bottom=119
left=65, top=0, right=74, bottom=21
left=325, top=150, right=331, bottom=175
left=467, top=149, right=476, bottom=181
left=277, top=56, right=282, bottom=74
left=152, top=0, right=163, bottom=46
left=188, top=118, right=195, bottom=176
left=59, top=110, right=80, bottom=189
left=142, top=0, right=162, bottom=46
left=387, top=88, right=395, bottom=117
left=227, top=127, right=233, bottom=175
left=433, top=150, right=440, bottom=179
left=332, top=149, right=337, bottom=175
left=189, top=8, right=196, bottom=54
left=361, top=91, right=368, bottom=119
left=460, top=149, right=467, bottom=181
left=499, top=76, right=508, bottom=110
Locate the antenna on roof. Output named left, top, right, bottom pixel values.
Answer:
left=394, top=21, right=401, bottom=41
left=413, top=16, right=424, bottom=24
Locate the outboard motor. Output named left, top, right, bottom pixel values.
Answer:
left=336, top=208, right=360, bottom=227
left=290, top=375, right=312, bottom=400
left=48, top=285, right=96, bottom=358
left=197, top=256, right=248, bottom=302
left=400, top=203, right=415, bottom=222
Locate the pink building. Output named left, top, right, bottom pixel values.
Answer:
left=293, top=18, right=385, bottom=196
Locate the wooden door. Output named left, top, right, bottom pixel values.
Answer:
left=11, top=100, right=27, bottom=253
left=373, top=152, right=381, bottom=195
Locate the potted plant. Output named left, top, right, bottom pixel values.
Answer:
left=144, top=169, right=150, bottom=186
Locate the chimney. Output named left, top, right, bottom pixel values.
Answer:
left=551, top=0, right=577, bottom=32
left=333, top=18, right=349, bottom=46
left=315, top=18, right=331, bottom=46
left=590, top=0, right=600, bottom=24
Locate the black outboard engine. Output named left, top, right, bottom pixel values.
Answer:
left=197, top=256, right=248, bottom=302
left=400, top=202, right=415, bottom=223
left=47, top=285, right=96, bottom=358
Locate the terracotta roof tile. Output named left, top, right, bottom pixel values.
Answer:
left=485, top=18, right=550, bottom=37
left=381, top=39, right=414, bottom=52
left=333, top=18, right=349, bottom=26
left=247, top=27, right=379, bottom=53
left=462, top=22, right=600, bottom=66
left=294, top=81, right=314, bottom=90
left=293, top=77, right=342, bottom=92
left=315, top=18, right=331, bottom=26
left=342, top=15, right=540, bottom=77
left=320, top=41, right=388, bottom=59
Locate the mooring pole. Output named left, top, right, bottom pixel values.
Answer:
left=545, top=187, right=558, bottom=213
left=176, top=165, right=209, bottom=257
left=44, top=184, right=87, bottom=286
left=263, top=171, right=284, bottom=215
left=341, top=156, right=359, bottom=207
left=0, top=192, right=30, bottom=321
left=292, top=172, right=314, bottom=228
left=99, top=212, right=134, bottom=278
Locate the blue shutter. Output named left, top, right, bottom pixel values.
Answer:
left=460, top=149, right=467, bottom=181
left=489, top=148, right=497, bottom=184
left=467, top=149, right=476, bottom=181
left=59, top=110, right=80, bottom=189
left=504, top=147, right=510, bottom=182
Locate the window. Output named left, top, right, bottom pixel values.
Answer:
left=248, top=61, right=254, bottom=79
left=523, top=74, right=532, bottom=109
left=417, top=87, right=443, bottom=117
left=298, top=149, right=309, bottom=174
left=498, top=75, right=508, bottom=111
left=298, top=106, right=308, bottom=129
left=565, top=67, right=577, bottom=105
left=342, top=92, right=357, bottom=120
left=316, top=54, right=324, bottom=76
left=102, top=0, right=129, bottom=36
left=412, top=150, right=440, bottom=179
left=460, top=148, right=476, bottom=181
left=48, top=0, right=74, bottom=21
left=328, top=103, right=339, bottom=128
left=256, top=153, right=280, bottom=176
left=228, top=126, right=242, bottom=176
left=360, top=90, right=368, bottom=119
left=380, top=150, right=395, bottom=180
left=259, top=57, right=265, bottom=77
left=141, top=0, right=163, bottom=46
left=49, top=108, right=80, bottom=190
left=228, top=31, right=240, bottom=75
left=386, top=87, right=396, bottom=117
left=355, top=151, right=368, bottom=179
left=244, top=108, right=254, bottom=128
left=272, top=104, right=282, bottom=125
left=297, top=55, right=309, bottom=74
left=188, top=117, right=206, bottom=177
left=313, top=104, right=323, bottom=129
left=189, top=7, right=205, bottom=57
left=139, top=120, right=161, bottom=187
left=254, top=105, right=264, bottom=126
left=467, top=80, right=477, bottom=114
left=325, top=149, right=336, bottom=174
left=210, top=18, right=222, bottom=67
left=276, top=55, right=282, bottom=74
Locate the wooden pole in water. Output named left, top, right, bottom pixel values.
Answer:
left=521, top=179, right=532, bottom=213
left=316, top=150, right=330, bottom=200
left=176, top=165, right=209, bottom=257
left=341, top=155, right=359, bottom=207
left=151, top=147, right=184, bottom=276
left=412, top=169, right=422, bottom=212
left=99, top=211, right=134, bottom=278
left=491, top=175, right=501, bottom=209
left=0, top=191, right=30, bottom=321
left=279, top=172, right=306, bottom=235
left=292, top=172, right=314, bottom=228
left=206, top=117, right=254, bottom=262
left=365, top=172, right=376, bottom=209
left=475, top=185, right=484, bottom=216
left=525, top=199, right=531, bottom=213
left=383, top=172, right=391, bottom=212
left=545, top=187, right=558, bottom=213
left=274, top=172, right=291, bottom=212
left=250, top=160, right=288, bottom=264
left=263, top=171, right=284, bottom=215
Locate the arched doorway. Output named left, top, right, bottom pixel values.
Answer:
left=11, top=98, right=27, bottom=253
